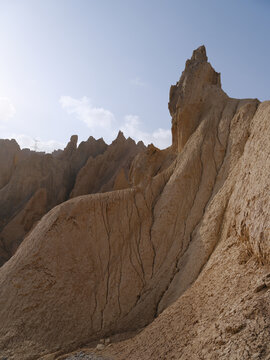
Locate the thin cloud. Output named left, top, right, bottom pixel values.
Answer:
left=0, top=97, right=64, bottom=153
left=121, top=115, right=171, bottom=149
left=0, top=97, right=16, bottom=123
left=130, top=77, right=147, bottom=87
left=60, top=96, right=171, bottom=149
left=152, top=128, right=172, bottom=148
left=59, top=96, right=115, bottom=130
left=4, top=134, right=65, bottom=153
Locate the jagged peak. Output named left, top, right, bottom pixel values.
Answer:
left=0, top=138, right=20, bottom=151
left=86, top=135, right=96, bottom=142
left=170, top=45, right=221, bottom=108
left=137, top=140, right=145, bottom=148
left=189, top=45, right=208, bottom=64
left=61, top=134, right=78, bottom=158
left=69, top=134, right=78, bottom=146
left=169, top=46, right=225, bottom=152
left=147, top=143, right=159, bottom=154
left=116, top=130, right=126, bottom=140
left=111, top=131, right=127, bottom=145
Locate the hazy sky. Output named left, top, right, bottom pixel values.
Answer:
left=0, top=0, right=269, bottom=151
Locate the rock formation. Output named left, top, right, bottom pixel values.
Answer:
left=106, top=99, right=270, bottom=360
left=0, top=139, right=20, bottom=190
left=0, top=46, right=269, bottom=360
left=0, top=134, right=144, bottom=266
left=70, top=131, right=145, bottom=197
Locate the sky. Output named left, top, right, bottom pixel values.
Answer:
left=0, top=0, right=269, bottom=152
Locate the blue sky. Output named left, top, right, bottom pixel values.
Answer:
left=0, top=0, right=269, bottom=151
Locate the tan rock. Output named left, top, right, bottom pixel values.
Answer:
left=0, top=133, right=143, bottom=266
left=113, top=168, right=130, bottom=191
left=169, top=45, right=225, bottom=152
left=129, top=144, right=176, bottom=187
left=0, top=46, right=269, bottom=360
left=96, top=343, right=105, bottom=351
left=0, top=139, right=20, bottom=191
left=1, top=187, right=47, bottom=256
left=70, top=131, right=145, bottom=196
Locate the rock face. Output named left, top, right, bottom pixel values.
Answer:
left=70, top=132, right=145, bottom=197
left=107, top=101, right=270, bottom=360
left=0, top=46, right=269, bottom=360
left=129, top=144, right=176, bottom=187
left=0, top=139, right=20, bottom=190
left=0, top=134, right=144, bottom=266
left=169, top=45, right=222, bottom=152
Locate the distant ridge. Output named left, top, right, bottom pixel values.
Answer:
left=0, top=132, right=145, bottom=265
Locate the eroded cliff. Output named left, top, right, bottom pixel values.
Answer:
left=0, top=133, right=144, bottom=266
left=0, top=46, right=269, bottom=360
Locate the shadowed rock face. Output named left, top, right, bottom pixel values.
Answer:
left=70, top=132, right=145, bottom=197
left=0, top=46, right=269, bottom=360
left=0, top=139, right=20, bottom=190
left=0, top=134, right=144, bottom=266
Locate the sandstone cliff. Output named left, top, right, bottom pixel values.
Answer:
left=106, top=99, right=270, bottom=360
left=0, top=134, right=144, bottom=266
left=0, top=46, right=269, bottom=360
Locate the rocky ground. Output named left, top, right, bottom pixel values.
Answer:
left=63, top=351, right=111, bottom=360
